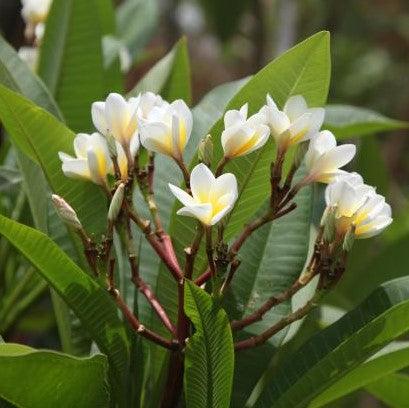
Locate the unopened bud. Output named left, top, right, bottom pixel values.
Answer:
left=198, top=134, right=213, bottom=166
left=322, top=207, right=336, bottom=243
left=108, top=183, right=125, bottom=222
left=51, top=194, right=83, bottom=230
left=343, top=226, right=355, bottom=252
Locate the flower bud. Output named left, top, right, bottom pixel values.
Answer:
left=198, top=134, right=213, bottom=166
left=108, top=183, right=125, bottom=222
left=51, top=194, right=83, bottom=230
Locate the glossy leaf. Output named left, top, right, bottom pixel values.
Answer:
left=366, top=373, right=409, bottom=407
left=0, top=215, right=130, bottom=405
left=310, top=342, right=409, bottom=407
left=184, top=281, right=234, bottom=408
left=0, top=343, right=108, bottom=408
left=324, top=104, right=408, bottom=139
left=38, top=0, right=106, bottom=131
left=0, top=85, right=107, bottom=237
left=254, top=276, right=409, bottom=408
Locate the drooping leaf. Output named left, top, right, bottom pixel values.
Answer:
left=38, top=0, right=106, bottom=131
left=0, top=215, right=130, bottom=405
left=0, top=84, right=107, bottom=237
left=310, top=341, right=409, bottom=407
left=128, top=37, right=191, bottom=104
left=324, top=104, right=408, bottom=139
left=0, top=343, right=108, bottom=408
left=366, top=373, right=409, bottom=408
left=254, top=276, right=409, bottom=408
left=184, top=281, right=234, bottom=408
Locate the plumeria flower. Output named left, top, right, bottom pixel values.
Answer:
left=91, top=93, right=141, bottom=154
left=221, top=103, right=270, bottom=158
left=168, top=163, right=238, bottom=226
left=58, top=133, right=113, bottom=187
left=324, top=174, right=392, bottom=239
left=262, top=94, right=325, bottom=149
left=139, top=99, right=192, bottom=159
left=304, top=130, right=356, bottom=183
left=21, top=0, right=52, bottom=40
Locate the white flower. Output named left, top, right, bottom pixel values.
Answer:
left=325, top=174, right=392, bottom=239
left=139, top=99, right=193, bottom=158
left=221, top=103, right=270, bottom=158
left=21, top=0, right=52, bottom=25
left=263, top=94, right=325, bottom=149
left=304, top=130, right=356, bottom=183
left=168, top=163, right=238, bottom=226
left=91, top=93, right=141, bottom=150
left=59, top=133, right=113, bottom=186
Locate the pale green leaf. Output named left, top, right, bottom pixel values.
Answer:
left=366, top=373, right=409, bottom=408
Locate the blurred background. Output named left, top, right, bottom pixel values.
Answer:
left=1, top=0, right=409, bottom=406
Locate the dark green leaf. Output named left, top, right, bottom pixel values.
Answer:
left=184, top=281, right=234, bottom=408
left=254, top=276, right=409, bottom=408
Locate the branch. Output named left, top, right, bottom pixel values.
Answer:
left=234, top=289, right=325, bottom=351
left=184, top=223, right=203, bottom=280
left=215, top=156, right=229, bottom=177
left=107, top=259, right=179, bottom=351
left=173, top=157, right=191, bottom=190
left=205, top=227, right=216, bottom=279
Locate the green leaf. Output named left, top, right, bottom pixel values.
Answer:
left=324, top=104, right=408, bottom=139
left=253, top=276, right=409, bottom=408
left=128, top=37, right=192, bottom=104
left=366, top=373, right=409, bottom=407
left=117, top=0, right=158, bottom=59
left=0, top=84, right=107, bottom=237
left=0, top=215, right=130, bottom=405
left=38, top=0, right=106, bottom=131
left=0, top=343, right=108, bottom=408
left=184, top=281, right=234, bottom=408
left=310, top=342, right=409, bottom=407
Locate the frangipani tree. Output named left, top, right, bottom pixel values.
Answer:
left=0, top=1, right=408, bottom=407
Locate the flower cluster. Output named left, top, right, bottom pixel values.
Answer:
left=59, top=92, right=392, bottom=243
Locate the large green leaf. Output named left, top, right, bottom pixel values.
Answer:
left=0, top=215, right=130, bottom=405
left=128, top=37, right=191, bottom=104
left=366, top=373, right=409, bottom=407
left=38, top=0, right=107, bottom=131
left=324, top=104, right=408, bottom=139
left=0, top=343, right=108, bottom=408
left=0, top=84, right=107, bottom=237
left=254, top=276, right=409, bottom=408
left=310, top=342, right=409, bottom=407
left=184, top=281, right=234, bottom=408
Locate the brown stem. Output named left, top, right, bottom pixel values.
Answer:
left=215, top=156, right=229, bottom=177
left=173, top=156, right=190, bottom=190
left=184, top=224, right=204, bottom=279
left=270, top=147, right=286, bottom=209
left=107, top=259, right=178, bottom=351
left=126, top=205, right=183, bottom=280
left=129, top=255, right=177, bottom=336
left=220, top=259, right=241, bottom=295
left=77, top=229, right=99, bottom=276
left=194, top=269, right=211, bottom=286
left=234, top=290, right=324, bottom=351
left=146, top=152, right=164, bottom=236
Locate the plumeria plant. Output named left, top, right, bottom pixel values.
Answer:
left=0, top=2, right=408, bottom=408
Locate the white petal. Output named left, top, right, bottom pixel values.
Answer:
left=177, top=203, right=213, bottom=225
left=288, top=112, right=313, bottom=144
left=91, top=102, right=108, bottom=135
left=105, top=93, right=130, bottom=143
left=224, top=108, right=245, bottom=128
left=266, top=94, right=278, bottom=110
left=265, top=108, right=290, bottom=141
left=73, top=133, right=91, bottom=158
left=168, top=183, right=196, bottom=207
left=190, top=163, right=214, bottom=203
left=129, top=133, right=140, bottom=158
left=307, top=107, right=325, bottom=134
left=239, top=103, right=248, bottom=119
left=58, top=151, right=75, bottom=162
left=139, top=122, right=172, bottom=155
left=116, top=142, right=128, bottom=180
left=61, top=159, right=90, bottom=180
left=284, top=95, right=308, bottom=121
left=210, top=202, right=234, bottom=225
left=172, top=114, right=181, bottom=157
left=221, top=125, right=254, bottom=158
left=171, top=99, right=193, bottom=141
left=210, top=173, right=238, bottom=204
left=243, top=125, right=270, bottom=155
left=313, top=144, right=356, bottom=174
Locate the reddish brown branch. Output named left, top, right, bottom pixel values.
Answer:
left=184, top=225, right=203, bottom=280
